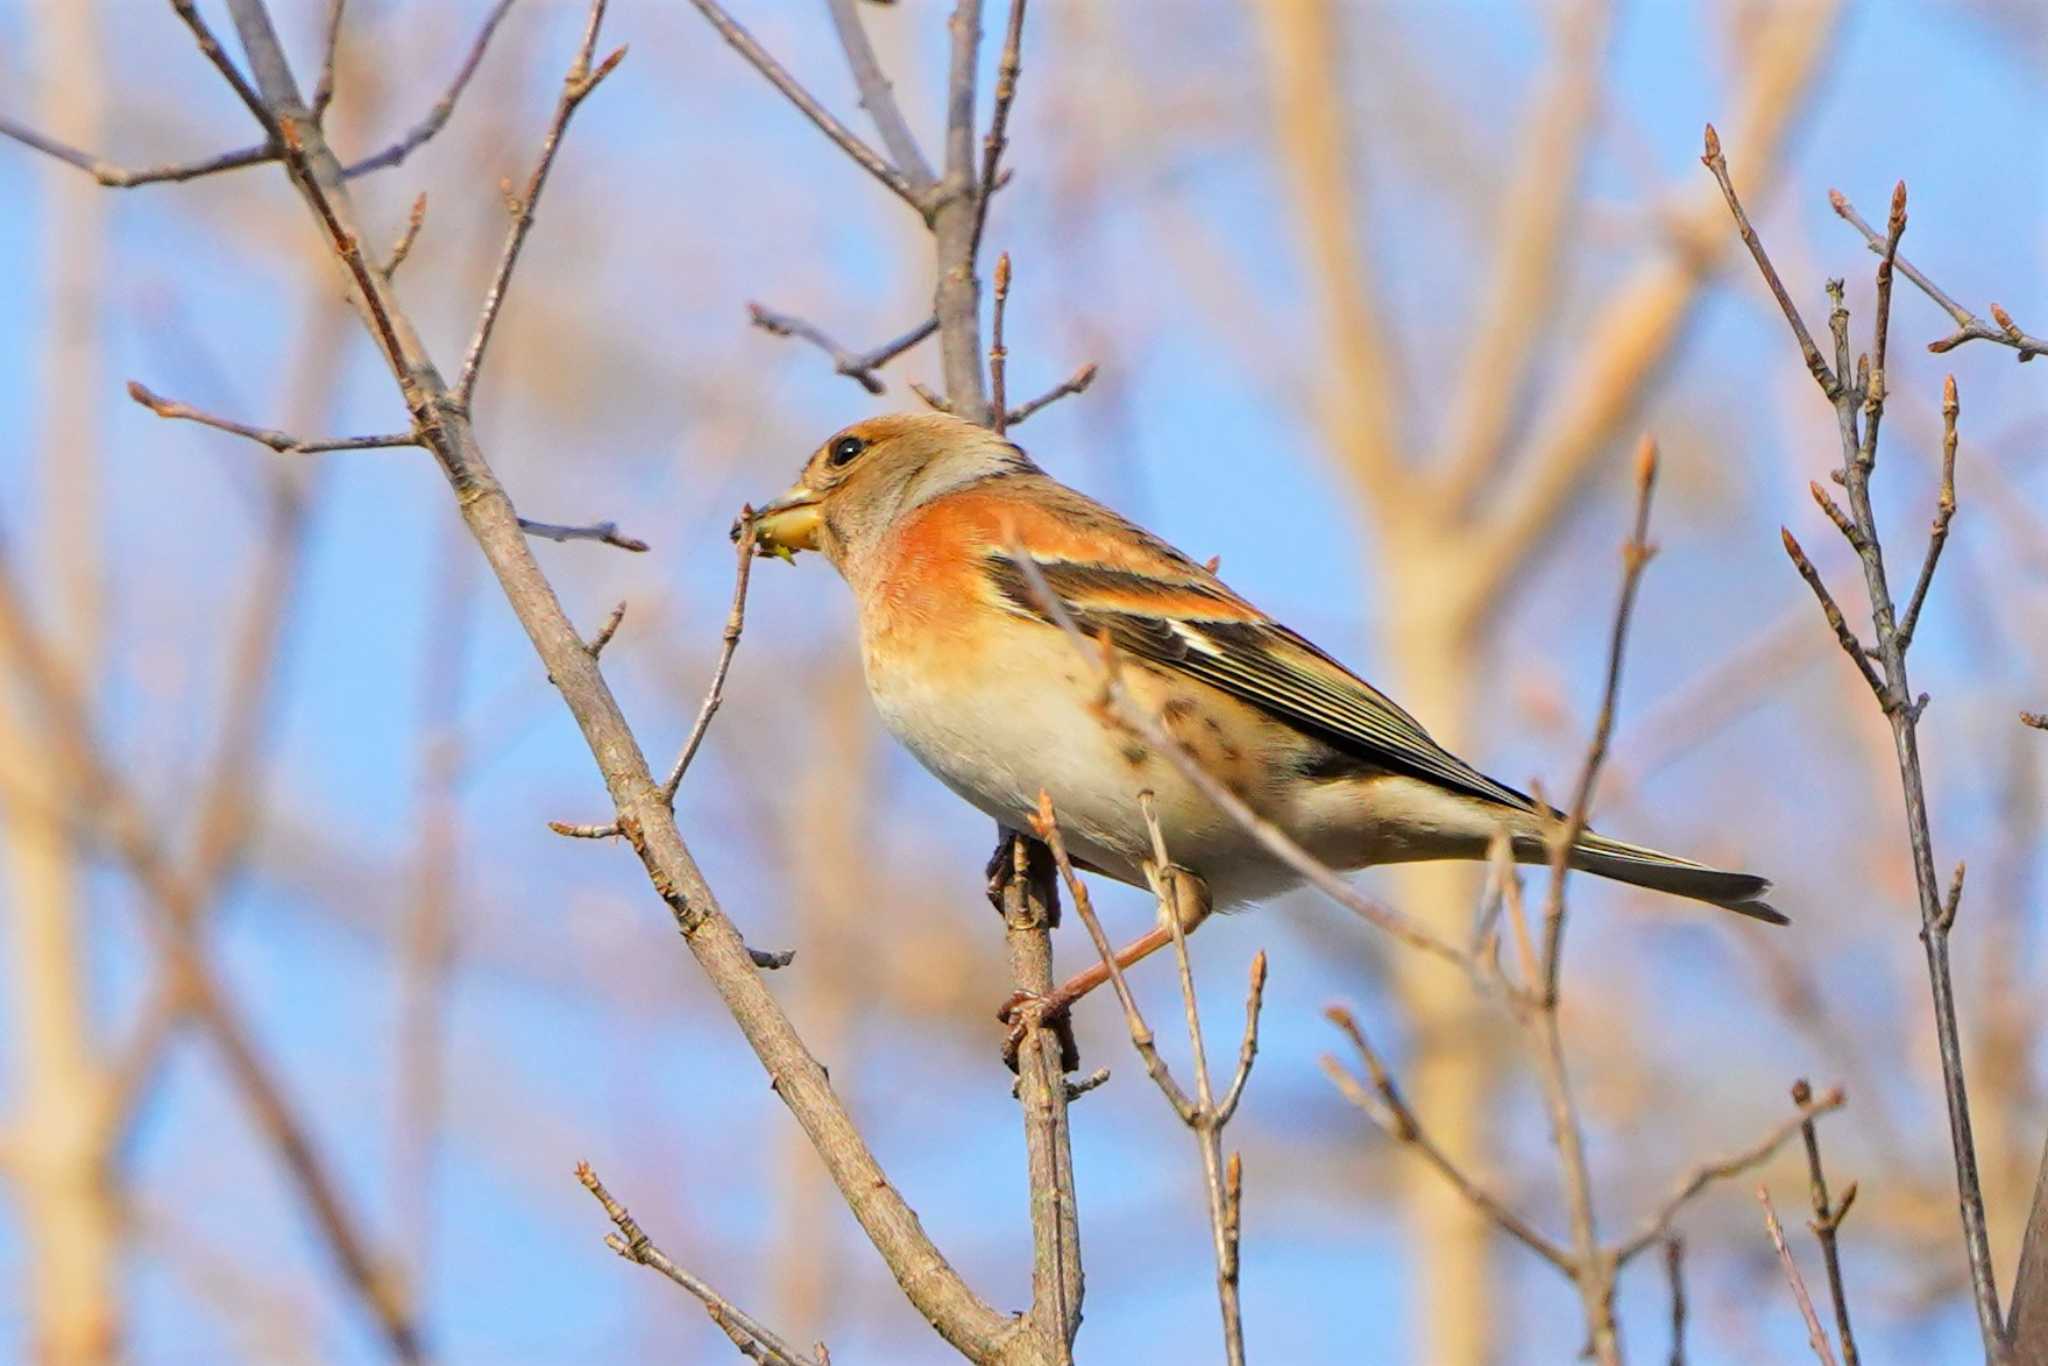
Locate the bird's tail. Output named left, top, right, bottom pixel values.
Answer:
left=1552, top=830, right=1785, bottom=924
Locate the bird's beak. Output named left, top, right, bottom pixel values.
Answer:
left=737, top=486, right=823, bottom=560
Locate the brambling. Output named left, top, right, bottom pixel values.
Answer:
left=743, top=413, right=1780, bottom=994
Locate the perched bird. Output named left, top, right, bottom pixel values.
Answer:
left=743, top=413, right=1780, bottom=1004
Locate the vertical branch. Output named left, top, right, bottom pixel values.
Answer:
left=1792, top=1078, right=1860, bottom=1366
left=990, top=252, right=1011, bottom=436
left=1761, top=1187, right=1840, bottom=1366
left=932, top=0, right=990, bottom=422
left=1704, top=140, right=2006, bottom=1359
left=992, top=834, right=1082, bottom=1363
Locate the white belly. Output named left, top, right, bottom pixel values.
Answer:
left=859, top=619, right=1303, bottom=905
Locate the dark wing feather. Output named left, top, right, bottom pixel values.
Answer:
left=986, top=552, right=1539, bottom=813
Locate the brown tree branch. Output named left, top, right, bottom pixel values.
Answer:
left=1761, top=1186, right=1840, bottom=1366
left=1791, top=1079, right=1861, bottom=1366
left=127, top=380, right=417, bottom=455
left=517, top=518, right=650, bottom=553
left=340, top=0, right=517, bottom=178
left=456, top=11, right=624, bottom=406
left=1610, top=1086, right=1845, bottom=1266
left=822, top=0, right=935, bottom=191
left=577, top=1163, right=820, bottom=1366
left=1705, top=131, right=2008, bottom=1359
left=1831, top=190, right=2045, bottom=361
left=0, top=119, right=273, bottom=186
left=685, top=0, right=925, bottom=214
left=1004, top=362, right=1096, bottom=429
left=189, top=2, right=1037, bottom=1358
left=746, top=304, right=937, bottom=395
left=1322, top=1004, right=1575, bottom=1274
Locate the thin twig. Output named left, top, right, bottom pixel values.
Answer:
left=0, top=119, right=275, bottom=186
left=127, top=380, right=417, bottom=455
left=1538, top=434, right=1659, bottom=1002
left=1665, top=1237, right=1687, bottom=1366
left=971, top=0, right=1027, bottom=258
left=990, top=253, right=1012, bottom=436
left=1030, top=793, right=1193, bottom=1119
left=382, top=192, right=428, bottom=277
left=1897, top=374, right=1958, bottom=647
left=1611, top=1085, right=1845, bottom=1265
left=1322, top=1005, right=1575, bottom=1273
left=1709, top=132, right=2008, bottom=1359
left=341, top=0, right=517, bottom=177
left=661, top=512, right=756, bottom=802
left=457, top=5, right=624, bottom=404
left=309, top=0, right=346, bottom=123
left=1139, top=794, right=1252, bottom=1366
left=576, top=1163, right=819, bottom=1366
left=685, top=0, right=925, bottom=213
left=171, top=0, right=278, bottom=135
left=1761, top=1186, right=1840, bottom=1366
left=1701, top=124, right=1835, bottom=395
left=1005, top=361, right=1096, bottom=428
left=1792, top=1079, right=1861, bottom=1366
left=822, top=0, right=935, bottom=190
left=174, top=0, right=1028, bottom=1356
left=747, top=304, right=936, bottom=394
left=1831, top=189, right=2045, bottom=361
left=517, top=518, right=649, bottom=553
left=1781, top=528, right=1885, bottom=699
left=587, top=601, right=628, bottom=657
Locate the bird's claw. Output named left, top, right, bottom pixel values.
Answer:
left=997, top=990, right=1080, bottom=1075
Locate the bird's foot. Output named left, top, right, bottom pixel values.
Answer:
left=997, top=989, right=1081, bottom=1075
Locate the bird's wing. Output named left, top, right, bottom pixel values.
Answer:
left=982, top=534, right=1538, bottom=813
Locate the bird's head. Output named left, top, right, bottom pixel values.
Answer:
left=739, top=412, right=1034, bottom=571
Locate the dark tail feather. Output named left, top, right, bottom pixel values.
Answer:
left=1553, top=831, right=1786, bottom=925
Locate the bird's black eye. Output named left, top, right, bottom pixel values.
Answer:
left=828, top=435, right=866, bottom=468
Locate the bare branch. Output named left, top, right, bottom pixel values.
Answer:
left=577, top=1163, right=820, bottom=1366
left=1537, top=434, right=1658, bottom=1002
left=1761, top=1187, right=1840, bottom=1366
left=1612, top=1085, right=1845, bottom=1265
left=1832, top=189, right=2045, bottom=361
left=341, top=0, right=517, bottom=178
left=823, top=0, right=935, bottom=190
left=0, top=118, right=274, bottom=186
left=1665, top=1237, right=1687, bottom=1366
left=172, top=0, right=278, bottom=135
left=127, top=380, right=417, bottom=456
left=685, top=0, right=925, bottom=213
left=970, top=0, right=1027, bottom=259
left=747, top=303, right=936, bottom=395
left=1700, top=124, right=1833, bottom=395
left=1897, top=374, right=1958, bottom=648
left=517, top=518, right=650, bottom=553
left=193, top=2, right=1028, bottom=1353
left=1322, top=1004, right=1575, bottom=1274
left=587, top=601, right=628, bottom=657
left=1005, top=362, right=1097, bottom=428
left=660, top=513, right=757, bottom=802
left=1791, top=1079, right=1861, bottom=1366
left=381, top=192, right=428, bottom=277
left=1707, top=133, right=2008, bottom=1356
left=458, top=10, right=626, bottom=404
left=310, top=0, right=346, bottom=123
left=990, top=253, right=1012, bottom=435
left=1030, top=793, right=1194, bottom=1120
left=1780, top=527, right=1885, bottom=699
